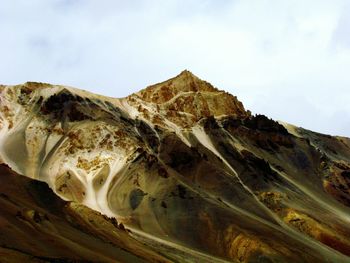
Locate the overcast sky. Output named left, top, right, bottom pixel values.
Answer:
left=1, top=0, right=350, bottom=136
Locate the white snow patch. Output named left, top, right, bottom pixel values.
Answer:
left=192, top=126, right=223, bottom=160
left=163, top=118, right=192, bottom=147
left=278, top=121, right=302, bottom=138
left=116, top=98, right=140, bottom=119
left=94, top=156, right=127, bottom=217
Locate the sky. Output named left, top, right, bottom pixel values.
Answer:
left=1, top=0, right=350, bottom=136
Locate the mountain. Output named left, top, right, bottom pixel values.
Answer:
left=1, top=71, right=350, bottom=262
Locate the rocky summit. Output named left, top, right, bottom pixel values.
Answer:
left=1, top=71, right=350, bottom=262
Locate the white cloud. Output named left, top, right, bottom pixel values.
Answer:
left=0, top=0, right=349, bottom=136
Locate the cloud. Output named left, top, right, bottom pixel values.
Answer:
left=0, top=0, right=349, bottom=136
left=332, top=1, right=350, bottom=49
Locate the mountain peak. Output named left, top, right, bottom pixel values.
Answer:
left=176, top=69, right=201, bottom=81
left=128, top=70, right=250, bottom=127
left=136, top=70, right=225, bottom=103
left=178, top=69, right=195, bottom=76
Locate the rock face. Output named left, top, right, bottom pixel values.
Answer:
left=1, top=71, right=350, bottom=262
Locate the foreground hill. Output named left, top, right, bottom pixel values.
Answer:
left=1, top=71, right=350, bottom=262
left=0, top=164, right=173, bottom=262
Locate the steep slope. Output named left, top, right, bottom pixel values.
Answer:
left=1, top=71, right=350, bottom=262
